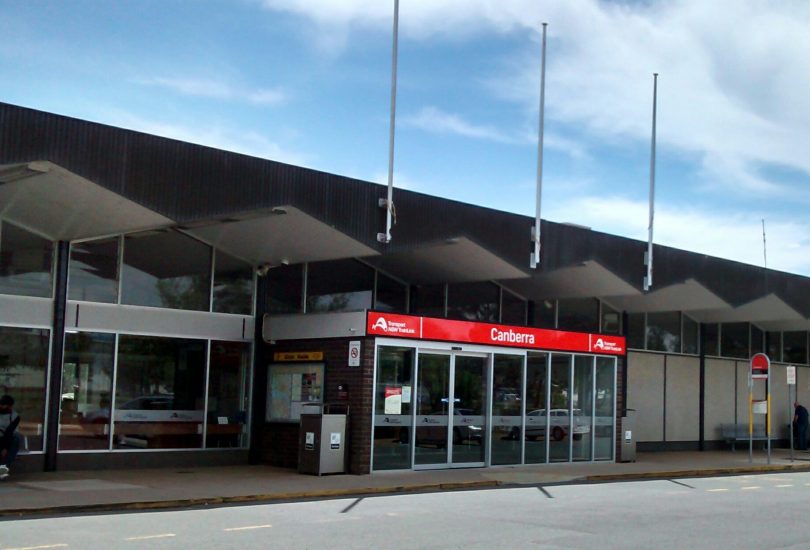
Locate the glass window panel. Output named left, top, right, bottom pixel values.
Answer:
left=600, top=302, right=621, bottom=334
left=704, top=323, right=719, bottom=356
left=206, top=341, right=250, bottom=448
left=414, top=353, right=450, bottom=466
left=767, top=332, right=782, bottom=362
left=375, top=272, right=407, bottom=313
left=525, top=352, right=548, bottom=464
left=646, top=311, right=681, bottom=353
left=213, top=251, right=253, bottom=315
left=121, top=230, right=211, bottom=311
left=447, top=282, right=499, bottom=322
left=411, top=284, right=445, bottom=317
left=627, top=313, right=645, bottom=349
left=266, top=363, right=324, bottom=421
left=501, top=291, right=527, bottom=326
left=683, top=316, right=699, bottom=355
left=557, top=299, right=598, bottom=332
left=721, top=322, right=749, bottom=359
left=572, top=356, right=593, bottom=462
left=783, top=331, right=808, bottom=364
left=267, top=264, right=303, bottom=314
left=491, top=354, right=524, bottom=466
left=373, top=347, right=415, bottom=471
left=114, top=335, right=206, bottom=449
left=549, top=354, right=572, bottom=462
left=306, top=259, right=373, bottom=313
left=531, top=300, right=556, bottom=329
left=451, top=356, right=486, bottom=464
left=751, top=325, right=765, bottom=356
left=59, top=332, right=114, bottom=450
left=594, top=357, right=615, bottom=460
left=0, top=221, right=53, bottom=298
left=0, top=326, right=49, bottom=451
left=68, top=237, right=119, bottom=303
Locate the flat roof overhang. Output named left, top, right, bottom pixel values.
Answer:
left=364, top=236, right=529, bottom=285
left=606, top=278, right=732, bottom=314
left=183, top=205, right=378, bottom=266
left=502, top=260, right=640, bottom=301
left=690, top=293, right=806, bottom=328
left=0, top=161, right=173, bottom=240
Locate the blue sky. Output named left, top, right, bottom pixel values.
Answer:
left=3, top=1, right=810, bottom=275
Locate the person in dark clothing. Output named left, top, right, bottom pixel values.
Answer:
left=0, top=394, right=21, bottom=480
left=794, top=402, right=809, bottom=451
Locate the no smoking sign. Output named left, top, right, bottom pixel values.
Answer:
left=348, top=340, right=361, bottom=366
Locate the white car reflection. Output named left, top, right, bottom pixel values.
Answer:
left=521, top=408, right=591, bottom=441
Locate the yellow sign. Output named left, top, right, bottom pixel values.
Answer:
left=273, top=351, right=323, bottom=362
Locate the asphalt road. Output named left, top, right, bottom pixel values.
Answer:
left=3, top=471, right=810, bottom=549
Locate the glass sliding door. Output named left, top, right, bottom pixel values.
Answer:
left=451, top=355, right=487, bottom=465
left=414, top=353, right=451, bottom=466
left=491, top=354, right=523, bottom=466
left=572, top=355, right=594, bottom=461
left=524, top=352, right=548, bottom=464
left=594, top=356, right=616, bottom=460
left=549, top=354, right=571, bottom=462
left=373, top=346, right=415, bottom=470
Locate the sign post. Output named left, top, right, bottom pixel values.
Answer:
left=750, top=353, right=770, bottom=464
left=788, top=365, right=796, bottom=461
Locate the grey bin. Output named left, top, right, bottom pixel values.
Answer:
left=298, top=404, right=349, bottom=475
left=620, top=409, right=636, bottom=463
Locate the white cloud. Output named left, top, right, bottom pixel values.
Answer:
left=135, top=76, right=287, bottom=105
left=101, top=109, right=309, bottom=166
left=402, top=106, right=514, bottom=143
left=546, top=194, right=810, bottom=275
left=261, top=0, right=810, bottom=199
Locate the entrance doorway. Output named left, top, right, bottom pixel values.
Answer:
left=414, top=353, right=487, bottom=468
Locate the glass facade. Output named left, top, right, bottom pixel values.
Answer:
left=501, top=290, right=527, bottom=326
left=68, top=237, right=119, bottom=303
left=627, top=313, right=645, bottom=350
left=306, top=259, right=373, bottom=313
left=411, top=284, right=445, bottom=318
left=122, top=231, right=212, bottom=311
left=682, top=316, right=699, bottom=355
left=646, top=312, right=681, bottom=353
left=375, top=272, right=407, bottom=313
left=557, top=299, right=598, bottom=333
left=206, top=341, right=251, bottom=448
left=373, top=345, right=616, bottom=470
left=0, top=326, right=49, bottom=451
left=600, top=303, right=621, bottom=334
left=59, top=332, right=115, bottom=450
left=783, top=331, right=808, bottom=364
left=267, top=264, right=304, bottom=314
left=532, top=300, right=556, bottom=329
left=704, top=323, right=719, bottom=356
left=447, top=282, right=499, bottom=322
left=114, top=335, right=207, bottom=450
left=0, top=220, right=53, bottom=298
left=212, top=251, right=254, bottom=315
left=721, top=322, right=749, bottom=359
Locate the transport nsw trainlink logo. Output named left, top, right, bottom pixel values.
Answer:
left=371, top=316, right=418, bottom=335
left=593, top=337, right=623, bottom=353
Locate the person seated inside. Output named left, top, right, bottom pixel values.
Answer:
left=0, top=394, right=21, bottom=480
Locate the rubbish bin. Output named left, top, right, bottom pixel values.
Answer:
left=620, top=409, right=636, bottom=463
left=298, top=404, right=349, bottom=475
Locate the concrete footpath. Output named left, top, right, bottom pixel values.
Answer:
left=2, top=449, right=810, bottom=518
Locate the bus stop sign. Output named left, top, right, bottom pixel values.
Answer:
left=751, top=353, right=770, bottom=380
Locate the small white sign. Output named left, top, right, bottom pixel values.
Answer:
left=624, top=430, right=632, bottom=441
left=348, top=340, right=361, bottom=367
left=788, top=365, right=797, bottom=385
left=330, top=432, right=341, bottom=449
left=217, top=416, right=228, bottom=425
left=305, top=431, right=315, bottom=450
left=401, top=386, right=412, bottom=404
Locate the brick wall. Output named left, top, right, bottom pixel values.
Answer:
left=261, top=337, right=375, bottom=474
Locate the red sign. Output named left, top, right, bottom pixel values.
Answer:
left=366, top=312, right=625, bottom=356
left=751, top=353, right=770, bottom=380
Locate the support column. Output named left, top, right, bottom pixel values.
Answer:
left=249, top=275, right=269, bottom=465
left=699, top=323, right=706, bottom=451
left=44, top=241, right=69, bottom=472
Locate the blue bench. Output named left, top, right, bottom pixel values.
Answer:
left=721, top=424, right=768, bottom=451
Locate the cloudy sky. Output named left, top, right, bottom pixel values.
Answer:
left=2, top=1, right=810, bottom=274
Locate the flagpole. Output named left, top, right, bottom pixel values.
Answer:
left=530, top=22, right=548, bottom=269
left=378, top=0, right=399, bottom=244
left=643, top=73, right=658, bottom=291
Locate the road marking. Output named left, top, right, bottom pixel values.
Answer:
left=776, top=484, right=793, bottom=488
left=224, top=525, right=272, bottom=532
left=706, top=489, right=728, bottom=492
left=741, top=486, right=761, bottom=490
left=341, top=497, right=364, bottom=513
left=124, top=534, right=176, bottom=541
left=669, top=479, right=694, bottom=489
left=538, top=486, right=554, bottom=499
left=6, top=545, right=68, bottom=550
